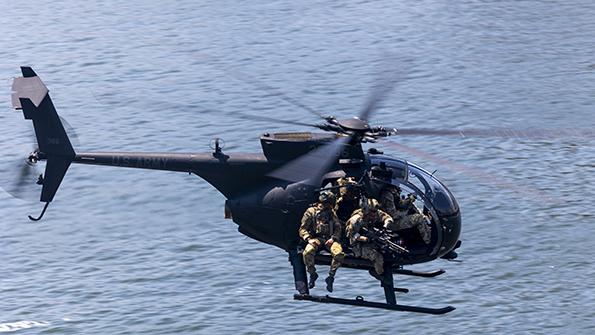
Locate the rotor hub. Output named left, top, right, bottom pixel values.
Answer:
left=336, top=117, right=370, bottom=132
left=26, top=151, right=39, bottom=165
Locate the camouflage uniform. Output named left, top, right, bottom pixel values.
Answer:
left=345, top=202, right=393, bottom=275
left=299, top=204, right=345, bottom=278
left=379, top=187, right=432, bottom=244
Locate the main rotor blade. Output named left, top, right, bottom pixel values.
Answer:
left=226, top=68, right=328, bottom=120
left=232, top=112, right=319, bottom=128
left=379, top=139, right=558, bottom=204
left=359, top=57, right=406, bottom=122
left=23, top=115, right=80, bottom=148
left=59, top=116, right=80, bottom=147
left=93, top=96, right=321, bottom=132
left=395, top=127, right=595, bottom=140
left=268, top=136, right=349, bottom=185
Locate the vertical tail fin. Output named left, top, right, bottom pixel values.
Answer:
left=12, top=67, right=75, bottom=203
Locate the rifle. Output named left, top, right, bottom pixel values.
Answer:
left=360, top=226, right=409, bottom=255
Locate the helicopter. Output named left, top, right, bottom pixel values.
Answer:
left=7, top=66, right=463, bottom=315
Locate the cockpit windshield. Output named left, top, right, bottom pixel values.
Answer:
left=370, top=156, right=459, bottom=216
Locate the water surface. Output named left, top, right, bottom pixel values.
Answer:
left=1, top=1, right=594, bottom=334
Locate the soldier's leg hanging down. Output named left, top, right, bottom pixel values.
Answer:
left=361, top=246, right=385, bottom=283
left=326, top=242, right=345, bottom=292
left=328, top=242, right=345, bottom=276
left=373, top=251, right=384, bottom=276
left=303, top=242, right=320, bottom=289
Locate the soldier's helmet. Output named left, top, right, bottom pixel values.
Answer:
left=360, top=197, right=380, bottom=213
left=337, top=177, right=358, bottom=196
left=319, top=191, right=336, bottom=205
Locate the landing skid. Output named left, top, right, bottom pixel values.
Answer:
left=294, top=294, right=455, bottom=315
left=393, top=268, right=445, bottom=278
left=288, top=251, right=455, bottom=314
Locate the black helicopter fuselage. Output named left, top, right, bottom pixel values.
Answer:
left=72, top=132, right=461, bottom=265
left=11, top=67, right=461, bottom=313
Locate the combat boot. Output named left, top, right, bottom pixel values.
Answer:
left=325, top=275, right=334, bottom=292
left=308, top=272, right=318, bottom=289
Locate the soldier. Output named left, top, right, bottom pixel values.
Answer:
left=364, top=164, right=393, bottom=199
left=334, top=177, right=361, bottom=223
left=298, top=191, right=345, bottom=292
left=381, top=189, right=432, bottom=245
left=369, top=164, right=432, bottom=245
left=346, top=198, right=393, bottom=282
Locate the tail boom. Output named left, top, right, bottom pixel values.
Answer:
left=73, top=152, right=272, bottom=198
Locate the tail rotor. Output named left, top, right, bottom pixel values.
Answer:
left=0, top=144, right=45, bottom=202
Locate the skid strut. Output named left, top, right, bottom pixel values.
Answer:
left=288, top=249, right=309, bottom=295
left=383, top=264, right=397, bottom=305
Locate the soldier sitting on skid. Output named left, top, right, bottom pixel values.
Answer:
left=346, top=198, right=393, bottom=283
left=369, top=164, right=432, bottom=245
left=298, top=191, right=345, bottom=292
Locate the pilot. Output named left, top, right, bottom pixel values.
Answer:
left=392, top=193, right=432, bottom=244
left=364, top=163, right=393, bottom=199
left=298, top=191, right=345, bottom=292
left=371, top=165, right=432, bottom=245
left=346, top=198, right=393, bottom=282
left=380, top=191, right=432, bottom=245
left=334, top=177, right=361, bottom=224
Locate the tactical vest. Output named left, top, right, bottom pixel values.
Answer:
left=313, top=208, right=334, bottom=238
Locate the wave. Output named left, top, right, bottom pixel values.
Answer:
left=0, top=321, right=50, bottom=333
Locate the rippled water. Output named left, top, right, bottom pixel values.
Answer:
left=1, top=1, right=594, bottom=334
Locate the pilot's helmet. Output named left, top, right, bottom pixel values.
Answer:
left=319, top=191, right=336, bottom=205
left=369, top=164, right=393, bottom=183
left=360, top=198, right=380, bottom=213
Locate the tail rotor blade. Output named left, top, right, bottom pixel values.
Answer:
left=0, top=156, right=44, bottom=202
left=14, top=160, right=34, bottom=190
